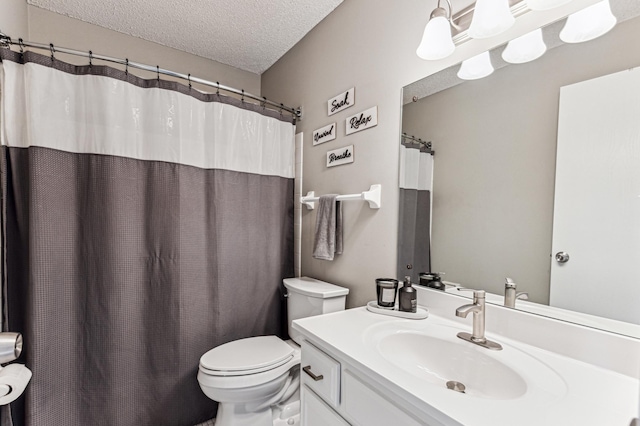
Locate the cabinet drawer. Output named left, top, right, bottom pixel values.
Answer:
left=301, top=385, right=350, bottom=426
left=301, top=340, right=341, bottom=408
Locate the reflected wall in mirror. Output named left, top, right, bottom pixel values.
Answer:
left=400, top=1, right=640, bottom=337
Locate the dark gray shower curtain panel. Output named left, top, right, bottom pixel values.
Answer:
left=397, top=188, right=431, bottom=283
left=0, top=50, right=294, bottom=426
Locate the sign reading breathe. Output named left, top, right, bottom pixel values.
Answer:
left=327, top=145, right=354, bottom=167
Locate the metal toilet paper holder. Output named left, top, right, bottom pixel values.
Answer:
left=0, top=333, right=23, bottom=364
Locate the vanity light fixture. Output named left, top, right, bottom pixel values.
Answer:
left=527, top=0, right=571, bottom=11
left=559, top=0, right=617, bottom=43
left=416, top=0, right=457, bottom=60
left=502, top=28, right=547, bottom=64
left=457, top=51, right=494, bottom=80
left=468, top=0, right=515, bottom=39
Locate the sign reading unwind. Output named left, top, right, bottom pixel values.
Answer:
left=312, top=123, right=336, bottom=146
left=327, top=145, right=354, bottom=168
left=346, top=106, right=378, bottom=135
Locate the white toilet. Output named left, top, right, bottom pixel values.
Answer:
left=197, top=277, right=349, bottom=426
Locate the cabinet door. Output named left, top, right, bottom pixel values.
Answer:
left=301, top=385, right=350, bottom=426
left=342, top=371, right=424, bottom=426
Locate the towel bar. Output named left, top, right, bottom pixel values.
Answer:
left=300, top=184, right=381, bottom=210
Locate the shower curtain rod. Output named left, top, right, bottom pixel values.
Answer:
left=401, top=133, right=433, bottom=153
left=0, top=32, right=302, bottom=120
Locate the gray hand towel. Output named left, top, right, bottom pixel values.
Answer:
left=312, top=195, right=343, bottom=261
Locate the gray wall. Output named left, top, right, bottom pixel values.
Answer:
left=0, top=2, right=260, bottom=94
left=261, top=0, right=600, bottom=308
left=0, top=0, right=28, bottom=37
left=403, top=15, right=640, bottom=303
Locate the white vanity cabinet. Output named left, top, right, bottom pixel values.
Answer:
left=300, top=340, right=438, bottom=426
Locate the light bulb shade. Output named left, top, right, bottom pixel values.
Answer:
left=468, top=0, right=515, bottom=39
left=502, top=28, right=547, bottom=64
left=457, top=51, right=494, bottom=80
left=416, top=14, right=455, bottom=60
left=559, top=0, right=617, bottom=44
left=527, top=0, right=571, bottom=11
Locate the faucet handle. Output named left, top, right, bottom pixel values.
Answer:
left=456, top=287, right=485, bottom=299
left=516, top=292, right=529, bottom=301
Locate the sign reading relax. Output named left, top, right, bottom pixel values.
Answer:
left=346, top=106, right=378, bottom=135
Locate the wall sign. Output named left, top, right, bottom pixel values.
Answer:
left=346, top=106, right=378, bottom=135
left=312, top=123, right=337, bottom=146
left=328, top=87, right=355, bottom=116
left=327, top=145, right=354, bottom=168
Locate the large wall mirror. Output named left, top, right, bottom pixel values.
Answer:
left=400, top=0, right=640, bottom=338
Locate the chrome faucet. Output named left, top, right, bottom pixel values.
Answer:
left=504, top=277, right=529, bottom=308
left=455, top=288, right=502, bottom=350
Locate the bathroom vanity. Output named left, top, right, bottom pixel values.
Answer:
left=293, top=287, right=640, bottom=426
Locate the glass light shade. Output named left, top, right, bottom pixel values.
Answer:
left=502, top=28, right=547, bottom=64
left=457, top=51, right=494, bottom=80
left=468, top=0, right=515, bottom=39
left=416, top=14, right=455, bottom=60
left=559, top=0, right=617, bottom=44
left=527, top=0, right=571, bottom=11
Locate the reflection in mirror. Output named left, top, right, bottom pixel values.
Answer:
left=397, top=134, right=433, bottom=282
left=400, top=0, right=640, bottom=338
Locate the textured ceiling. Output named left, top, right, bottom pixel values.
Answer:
left=404, top=0, right=640, bottom=104
left=27, top=0, right=344, bottom=74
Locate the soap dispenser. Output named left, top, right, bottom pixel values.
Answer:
left=399, top=276, right=417, bottom=313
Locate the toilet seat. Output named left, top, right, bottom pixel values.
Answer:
left=200, top=336, right=295, bottom=376
left=198, top=339, right=301, bottom=390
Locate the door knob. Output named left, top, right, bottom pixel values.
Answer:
left=555, top=252, right=570, bottom=263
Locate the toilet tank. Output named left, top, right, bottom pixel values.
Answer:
left=284, top=277, right=349, bottom=345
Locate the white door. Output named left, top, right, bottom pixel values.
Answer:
left=550, top=67, right=640, bottom=325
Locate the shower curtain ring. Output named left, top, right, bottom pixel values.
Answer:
left=18, top=38, right=24, bottom=53
left=125, top=58, right=129, bottom=75
left=279, top=103, right=283, bottom=117
left=216, top=82, right=220, bottom=96
left=156, top=65, right=160, bottom=82
left=188, top=73, right=192, bottom=89
left=261, top=97, right=267, bottom=109
left=49, top=43, right=55, bottom=61
left=241, top=89, right=244, bottom=103
left=89, top=51, right=93, bottom=67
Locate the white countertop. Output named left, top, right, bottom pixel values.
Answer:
left=293, top=306, right=640, bottom=426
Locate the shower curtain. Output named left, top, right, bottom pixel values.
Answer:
left=0, top=49, right=295, bottom=426
left=397, top=140, right=433, bottom=283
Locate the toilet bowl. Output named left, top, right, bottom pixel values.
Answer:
left=197, top=277, right=348, bottom=426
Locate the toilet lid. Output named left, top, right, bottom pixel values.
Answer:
left=200, top=336, right=294, bottom=376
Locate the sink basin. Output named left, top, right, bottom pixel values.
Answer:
left=364, top=320, right=567, bottom=401
left=378, top=331, right=526, bottom=399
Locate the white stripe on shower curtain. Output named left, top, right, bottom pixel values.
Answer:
left=1, top=60, right=295, bottom=177
left=399, top=144, right=433, bottom=191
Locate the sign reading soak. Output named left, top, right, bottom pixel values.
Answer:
left=328, top=87, right=355, bottom=116
left=312, top=123, right=336, bottom=146
left=346, top=106, right=378, bottom=135
left=327, top=145, right=354, bottom=168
